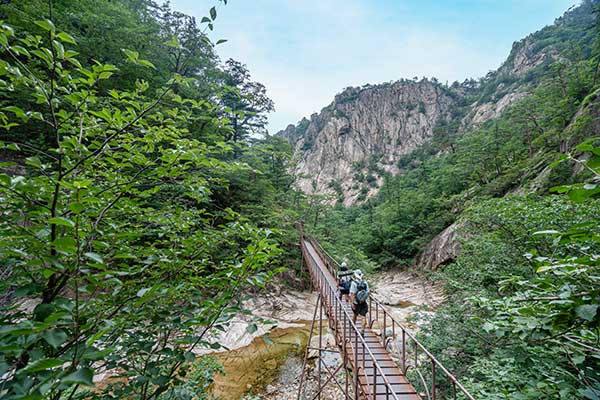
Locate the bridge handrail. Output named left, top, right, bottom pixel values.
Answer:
left=301, top=237, right=401, bottom=400
left=306, top=236, right=475, bottom=400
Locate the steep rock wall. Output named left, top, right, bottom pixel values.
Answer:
left=413, top=222, right=465, bottom=270
left=280, top=81, right=457, bottom=205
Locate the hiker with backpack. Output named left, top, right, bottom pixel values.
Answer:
left=349, top=270, right=369, bottom=332
left=338, top=261, right=352, bottom=300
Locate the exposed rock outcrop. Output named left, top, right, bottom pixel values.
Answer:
left=463, top=91, right=527, bottom=127
left=413, top=222, right=465, bottom=270
left=424, top=89, right=600, bottom=270
left=499, top=38, right=560, bottom=78
left=199, top=290, right=317, bottom=354
left=280, top=80, right=458, bottom=205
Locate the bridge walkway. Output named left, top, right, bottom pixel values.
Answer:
left=301, top=236, right=421, bottom=399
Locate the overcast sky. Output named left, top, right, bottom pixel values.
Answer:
left=170, top=0, right=580, bottom=134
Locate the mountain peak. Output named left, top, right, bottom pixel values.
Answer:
left=279, top=0, right=596, bottom=205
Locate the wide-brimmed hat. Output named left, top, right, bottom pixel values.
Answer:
left=353, top=270, right=364, bottom=281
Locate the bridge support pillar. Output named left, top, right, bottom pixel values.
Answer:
left=297, top=292, right=354, bottom=400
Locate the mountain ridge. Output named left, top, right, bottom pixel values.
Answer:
left=278, top=0, right=596, bottom=205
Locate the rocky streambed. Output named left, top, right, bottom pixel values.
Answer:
left=370, top=269, right=444, bottom=328
left=200, top=290, right=319, bottom=399
left=211, top=322, right=312, bottom=399
left=206, top=268, right=443, bottom=399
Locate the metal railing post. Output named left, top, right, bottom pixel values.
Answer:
left=432, top=362, right=436, bottom=400
left=383, top=312, right=387, bottom=348
left=373, top=361, right=377, bottom=400
left=362, top=334, right=366, bottom=381
left=318, top=293, right=323, bottom=400
left=354, top=326, right=359, bottom=399
left=297, top=292, right=320, bottom=400
left=402, top=329, right=406, bottom=374
left=369, top=296, right=373, bottom=328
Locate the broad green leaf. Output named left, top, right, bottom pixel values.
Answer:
left=0, top=323, right=36, bottom=336
left=81, top=347, right=113, bottom=360
left=56, top=32, right=76, bottom=44
left=61, top=367, right=94, bottom=386
left=568, top=187, right=600, bottom=202
left=42, top=329, right=68, bottom=348
left=572, top=354, right=585, bottom=365
left=581, top=387, right=600, bottom=400
left=0, top=173, right=10, bottom=186
left=576, top=304, right=598, bottom=321
left=550, top=185, right=570, bottom=194
left=52, top=237, right=77, bottom=254
left=165, top=36, right=179, bottom=48
left=588, top=155, right=600, bottom=170
left=34, top=19, right=56, bottom=32
left=536, top=264, right=554, bottom=273
left=3, top=105, right=27, bottom=121
left=33, top=303, right=54, bottom=322
left=21, top=358, right=64, bottom=373
left=122, top=48, right=139, bottom=62
left=73, top=179, right=92, bottom=189
left=482, top=322, right=495, bottom=332
left=68, top=202, right=85, bottom=213
left=137, top=59, right=156, bottom=69
left=25, top=156, right=42, bottom=168
left=48, top=217, right=75, bottom=228
left=84, top=252, right=104, bottom=264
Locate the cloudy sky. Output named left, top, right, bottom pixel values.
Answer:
left=170, top=0, right=579, bottom=133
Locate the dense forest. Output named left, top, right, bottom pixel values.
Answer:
left=0, top=1, right=308, bottom=399
left=310, top=1, right=600, bottom=398
left=1, top=0, right=600, bottom=399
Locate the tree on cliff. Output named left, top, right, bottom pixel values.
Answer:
left=221, top=59, right=275, bottom=142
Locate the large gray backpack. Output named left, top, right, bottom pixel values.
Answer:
left=355, top=281, right=369, bottom=304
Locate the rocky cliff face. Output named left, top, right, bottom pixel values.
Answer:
left=280, top=80, right=458, bottom=205
left=278, top=55, right=546, bottom=206
left=277, top=42, right=551, bottom=206
left=413, top=222, right=465, bottom=270
left=460, top=36, right=559, bottom=128
left=278, top=2, right=592, bottom=206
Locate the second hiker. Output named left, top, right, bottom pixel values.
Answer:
left=349, top=269, right=369, bottom=333
left=338, top=261, right=352, bottom=300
